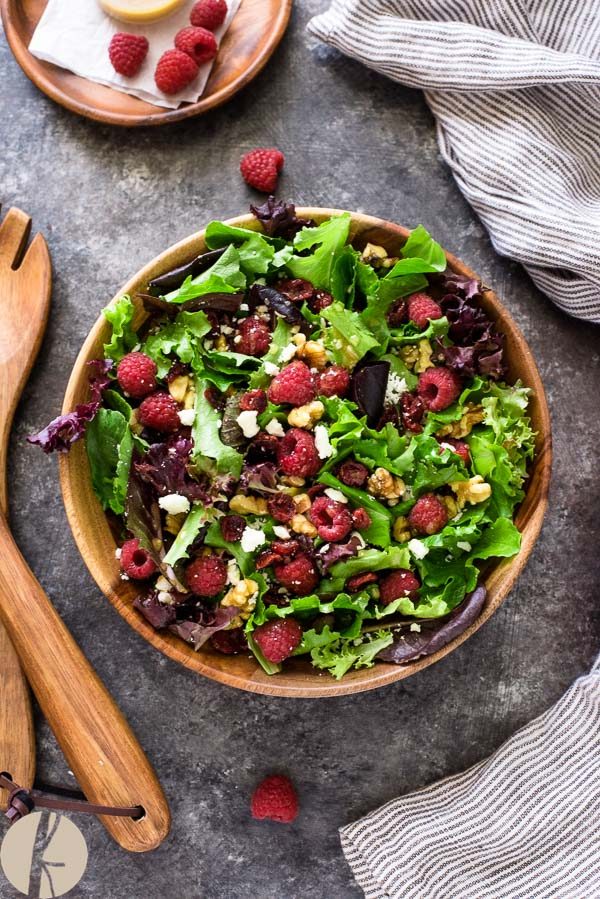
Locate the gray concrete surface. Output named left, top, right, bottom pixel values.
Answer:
left=1, top=2, right=599, bottom=897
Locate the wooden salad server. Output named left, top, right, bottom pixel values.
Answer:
left=0, top=207, right=171, bottom=851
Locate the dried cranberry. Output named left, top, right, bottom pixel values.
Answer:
left=255, top=550, right=281, bottom=570
left=237, top=316, right=272, bottom=357
left=166, top=361, right=189, bottom=382
left=267, top=493, right=295, bottom=523
left=352, top=508, right=371, bottom=530
left=210, top=628, right=247, bottom=655
left=346, top=572, right=378, bottom=592
left=204, top=386, right=224, bottom=410
left=272, top=539, right=301, bottom=557
left=387, top=299, right=408, bottom=327
left=239, top=389, right=267, bottom=413
left=400, top=392, right=425, bottom=433
left=307, top=483, right=326, bottom=500
left=246, top=432, right=280, bottom=464
left=377, top=404, right=401, bottom=431
left=337, top=460, right=369, bottom=488
left=311, top=289, right=334, bottom=313
left=220, top=514, right=245, bottom=542
left=276, top=278, right=315, bottom=303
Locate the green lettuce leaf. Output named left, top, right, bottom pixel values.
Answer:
left=205, top=222, right=292, bottom=276
left=165, top=245, right=246, bottom=302
left=103, top=295, right=137, bottom=363
left=248, top=318, right=293, bottom=388
left=163, top=504, right=212, bottom=567
left=192, top=381, right=243, bottom=477
left=85, top=408, right=133, bottom=514
left=320, top=301, right=379, bottom=368
left=286, top=214, right=351, bottom=290
left=143, top=309, right=212, bottom=377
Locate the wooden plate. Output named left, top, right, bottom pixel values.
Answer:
left=59, top=209, right=552, bottom=697
left=1, top=0, right=292, bottom=126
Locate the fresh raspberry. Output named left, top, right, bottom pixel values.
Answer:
left=251, top=774, right=298, bottom=824
left=239, top=388, right=267, bottom=413
left=417, top=367, right=462, bottom=411
left=273, top=554, right=319, bottom=596
left=317, top=365, right=350, bottom=398
left=210, top=627, right=247, bottom=655
left=277, top=278, right=314, bottom=303
left=277, top=429, right=320, bottom=478
left=387, top=298, right=408, bottom=327
left=407, top=292, right=443, bottom=329
left=190, top=0, right=227, bottom=30
left=268, top=361, right=315, bottom=406
left=400, top=392, right=425, bottom=433
left=309, top=497, right=353, bottom=542
left=116, top=352, right=157, bottom=398
left=108, top=33, right=149, bottom=77
left=337, top=460, right=369, bottom=488
left=311, top=289, right=334, bottom=313
left=240, top=148, right=284, bottom=193
left=439, top=437, right=470, bottom=465
left=352, top=507, right=371, bottom=530
left=237, top=317, right=272, bottom=357
left=253, top=618, right=303, bottom=662
left=379, top=569, right=421, bottom=605
left=120, top=538, right=157, bottom=580
left=408, top=494, right=448, bottom=536
left=267, top=493, right=295, bottom=523
left=138, top=392, right=181, bottom=433
left=155, top=49, right=199, bottom=95
left=346, top=572, right=378, bottom=592
left=174, top=26, right=217, bottom=66
left=220, top=514, right=245, bottom=542
left=186, top=554, right=227, bottom=597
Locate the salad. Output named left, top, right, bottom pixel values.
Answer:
left=31, top=200, right=535, bottom=679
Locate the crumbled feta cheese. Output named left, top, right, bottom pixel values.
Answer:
left=385, top=373, right=408, bottom=405
left=221, top=325, right=234, bottom=335
left=239, top=303, right=249, bottom=312
left=158, top=494, right=191, bottom=515
left=114, top=548, right=122, bottom=560
left=256, top=305, right=268, bottom=314
left=227, top=559, right=241, bottom=586
left=178, top=409, right=196, bottom=427
left=120, top=573, right=130, bottom=581
left=155, top=575, right=172, bottom=593
left=265, top=418, right=285, bottom=437
left=410, top=623, right=422, bottom=633
left=457, top=541, right=472, bottom=552
left=233, top=334, right=242, bottom=344
left=324, top=487, right=348, bottom=504
left=158, top=591, right=173, bottom=605
left=408, top=538, right=429, bottom=559
left=203, top=339, right=214, bottom=350
left=314, top=424, right=333, bottom=459
left=273, top=525, right=291, bottom=539
left=264, top=361, right=280, bottom=377
left=241, top=526, right=267, bottom=553
left=279, top=343, right=297, bottom=364
left=439, top=442, right=455, bottom=453
left=236, top=410, right=260, bottom=438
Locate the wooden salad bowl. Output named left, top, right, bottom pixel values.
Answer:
left=59, top=209, right=551, bottom=697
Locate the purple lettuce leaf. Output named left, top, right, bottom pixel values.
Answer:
left=238, top=462, right=279, bottom=495
left=249, top=197, right=313, bottom=240
left=125, top=464, right=164, bottom=558
left=134, top=438, right=208, bottom=502
left=169, top=605, right=240, bottom=650
left=442, top=272, right=481, bottom=300
left=351, top=361, right=390, bottom=428
left=439, top=293, right=506, bottom=380
left=318, top=534, right=363, bottom=572
left=377, top=585, right=487, bottom=664
left=133, top=591, right=177, bottom=629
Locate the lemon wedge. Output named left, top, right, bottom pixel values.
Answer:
left=99, top=0, right=186, bottom=24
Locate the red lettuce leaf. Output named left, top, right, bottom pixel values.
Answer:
left=168, top=605, right=240, bottom=650
left=134, top=438, right=208, bottom=502
left=318, top=534, right=363, bottom=572
left=250, top=197, right=313, bottom=240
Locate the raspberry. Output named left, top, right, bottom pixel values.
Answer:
left=277, top=429, right=320, bottom=478
left=108, top=33, right=149, bottom=77
left=387, top=298, right=408, bottom=327
left=337, top=460, right=369, bottom=488
left=317, top=365, right=350, bottom=398
left=277, top=278, right=314, bottom=303
left=379, top=569, right=421, bottom=605
left=220, top=514, right=245, bottom=542
left=138, top=392, right=181, bottom=433
left=309, top=497, right=353, bottom=542
left=174, top=26, right=217, bottom=66
left=407, top=292, right=443, bottom=329
left=251, top=774, right=298, bottom=824
left=268, top=361, right=315, bottom=406
left=253, top=618, right=303, bottom=662
left=155, top=49, right=199, bottom=95
left=408, top=494, right=448, bottom=536
left=210, top=627, right=246, bottom=655
left=439, top=437, right=470, bottom=465
left=352, top=507, right=371, bottom=530
left=116, top=351, right=157, bottom=398
left=400, top=392, right=425, bottom=433
left=240, top=148, right=284, bottom=193
left=120, top=538, right=157, bottom=580
left=237, top=317, right=272, bottom=357
left=311, top=289, right=334, bottom=313
left=346, top=572, right=378, bottom=592
left=273, top=554, right=319, bottom=596
left=267, top=493, right=295, bottom=523
left=417, top=367, right=462, bottom=412
left=239, top=388, right=267, bottom=413
left=190, top=0, right=227, bottom=30
left=186, top=554, right=227, bottom=597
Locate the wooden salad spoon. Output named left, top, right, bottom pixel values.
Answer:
left=0, top=207, right=170, bottom=851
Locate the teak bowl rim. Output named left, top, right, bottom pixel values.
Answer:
left=59, top=208, right=552, bottom=698
left=0, top=0, right=293, bottom=127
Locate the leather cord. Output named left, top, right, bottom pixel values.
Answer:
left=0, top=773, right=144, bottom=823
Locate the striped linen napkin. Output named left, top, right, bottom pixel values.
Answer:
left=308, top=0, right=600, bottom=323
left=339, top=657, right=600, bottom=898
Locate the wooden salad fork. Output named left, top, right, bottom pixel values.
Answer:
left=0, top=207, right=170, bottom=851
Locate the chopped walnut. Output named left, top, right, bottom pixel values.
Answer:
left=168, top=374, right=189, bottom=404
left=367, top=467, right=405, bottom=502
left=437, top=403, right=484, bottom=439
left=360, top=243, right=397, bottom=269
left=450, top=476, right=492, bottom=508
left=215, top=335, right=228, bottom=352
left=129, top=409, right=144, bottom=436
left=287, top=400, right=325, bottom=430
left=164, top=512, right=185, bottom=535
left=440, top=495, right=460, bottom=520
left=290, top=513, right=318, bottom=537
left=392, top=515, right=411, bottom=543
left=296, top=338, right=328, bottom=369
left=229, top=494, right=268, bottom=516
left=281, top=475, right=306, bottom=488
left=221, top=578, right=259, bottom=617
left=292, top=493, right=312, bottom=515
left=399, top=345, right=419, bottom=370
left=183, top=386, right=196, bottom=410
left=415, top=339, right=434, bottom=374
